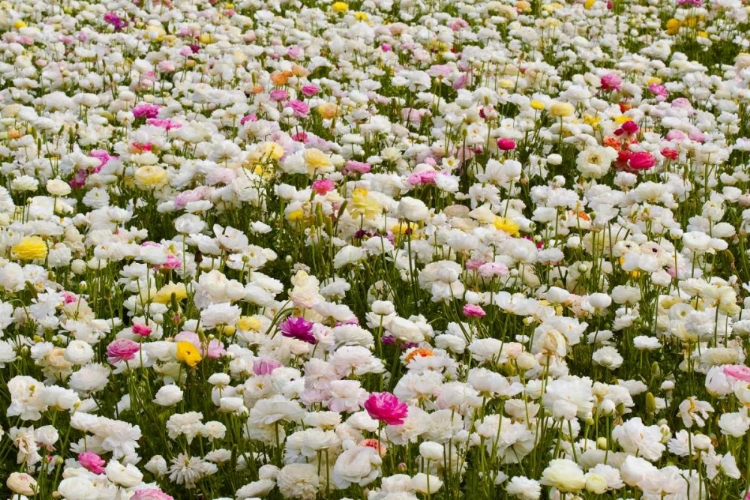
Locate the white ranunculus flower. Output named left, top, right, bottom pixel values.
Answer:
left=398, top=196, right=429, bottom=221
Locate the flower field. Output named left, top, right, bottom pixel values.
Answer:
left=1, top=0, right=750, bottom=498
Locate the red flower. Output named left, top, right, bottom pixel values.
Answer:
left=661, top=148, right=678, bottom=160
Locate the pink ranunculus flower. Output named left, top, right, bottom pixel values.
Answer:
left=688, top=130, right=705, bottom=143
left=343, top=160, right=371, bottom=175
left=286, top=99, right=310, bottom=117
left=463, top=304, right=486, bottom=318
left=648, top=84, right=668, bottom=101
left=78, top=452, right=106, bottom=474
left=671, top=97, right=694, bottom=112
left=253, top=357, right=284, bottom=375
left=364, top=392, right=408, bottom=425
left=724, top=365, right=750, bottom=383
left=665, top=129, right=687, bottom=142
left=301, top=85, right=320, bottom=96
left=89, top=150, right=116, bottom=172
left=270, top=89, right=289, bottom=102
left=131, top=489, right=175, bottom=500
left=478, top=262, right=510, bottom=278
left=407, top=170, right=438, bottom=186
left=132, top=322, right=153, bottom=337
left=600, top=73, right=622, bottom=91
left=106, top=339, right=140, bottom=364
left=465, top=259, right=485, bottom=271
left=161, top=254, right=182, bottom=270
left=312, top=179, right=335, bottom=195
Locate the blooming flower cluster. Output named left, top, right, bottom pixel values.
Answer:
left=1, top=0, right=750, bottom=498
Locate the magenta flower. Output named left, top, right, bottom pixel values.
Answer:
left=497, top=138, right=516, bottom=151
left=365, top=392, right=408, bottom=425
left=240, top=114, right=258, bottom=125
left=463, top=304, right=486, bottom=318
left=133, top=103, right=160, bottom=119
left=69, top=169, right=88, bottom=189
left=103, top=12, right=127, bottom=31
left=620, top=120, right=639, bottom=135
left=628, top=151, right=656, bottom=170
left=279, top=316, right=317, bottom=344
left=131, top=490, right=175, bottom=500
left=106, top=339, right=140, bottom=364
left=78, top=452, right=105, bottom=474
left=724, top=365, right=750, bottom=383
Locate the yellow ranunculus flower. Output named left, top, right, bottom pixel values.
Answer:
left=317, top=102, right=340, bottom=119
left=531, top=100, right=546, bottom=111
left=350, top=188, right=382, bottom=220
left=262, top=141, right=285, bottom=161
left=493, top=217, right=520, bottom=236
left=12, top=237, right=47, bottom=260
left=238, top=316, right=262, bottom=331
left=354, top=11, right=368, bottom=20
left=332, top=1, right=349, bottom=12
left=584, top=0, right=595, bottom=9
left=199, top=32, right=214, bottom=44
left=303, top=148, right=332, bottom=175
left=287, top=209, right=305, bottom=222
left=549, top=102, right=575, bottom=118
left=176, top=341, right=202, bottom=367
left=583, top=114, right=601, bottom=127
left=154, top=282, right=188, bottom=304
left=666, top=18, right=680, bottom=34
left=14, top=20, right=27, bottom=29
left=391, top=221, right=419, bottom=239
left=134, top=166, right=168, bottom=190
left=615, top=115, right=633, bottom=124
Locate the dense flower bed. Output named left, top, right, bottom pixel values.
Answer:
left=1, top=0, right=750, bottom=498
